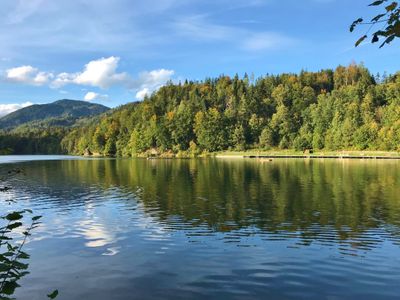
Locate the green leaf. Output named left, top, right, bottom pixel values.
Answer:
left=6, top=222, right=22, bottom=230
left=18, top=271, right=30, bottom=277
left=47, top=290, right=59, bottom=299
left=355, top=35, right=368, bottom=46
left=0, top=254, right=10, bottom=262
left=369, top=0, right=385, bottom=6
left=380, top=34, right=396, bottom=47
left=17, top=252, right=30, bottom=259
left=1, top=281, right=20, bottom=295
left=11, top=261, right=28, bottom=270
left=386, top=2, right=398, bottom=11
left=394, top=23, right=400, bottom=35
left=350, top=18, right=363, bottom=32
left=0, top=263, right=11, bottom=272
left=32, top=216, right=42, bottom=221
left=371, top=13, right=387, bottom=22
left=5, top=212, right=23, bottom=221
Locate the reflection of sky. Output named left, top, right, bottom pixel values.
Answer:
left=78, top=219, right=116, bottom=248
left=80, top=201, right=117, bottom=248
left=1, top=158, right=400, bottom=300
left=0, top=155, right=82, bottom=164
left=26, top=188, right=174, bottom=257
left=2, top=158, right=400, bottom=255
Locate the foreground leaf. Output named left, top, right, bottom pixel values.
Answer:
left=6, top=222, right=22, bottom=230
left=47, top=290, right=59, bottom=299
left=1, top=281, right=20, bottom=295
left=355, top=35, right=368, bottom=46
left=5, top=212, right=23, bottom=221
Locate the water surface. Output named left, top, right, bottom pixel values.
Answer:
left=1, top=157, right=400, bottom=299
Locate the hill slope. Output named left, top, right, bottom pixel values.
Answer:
left=0, top=99, right=109, bottom=129
left=61, top=64, right=400, bottom=157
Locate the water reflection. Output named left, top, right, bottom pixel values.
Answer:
left=10, top=159, right=400, bottom=237
left=1, top=158, right=400, bottom=299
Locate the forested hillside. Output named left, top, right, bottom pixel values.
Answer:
left=60, top=64, right=400, bottom=157
left=0, top=100, right=109, bottom=154
left=0, top=99, right=109, bottom=129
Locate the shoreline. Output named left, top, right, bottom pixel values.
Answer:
left=79, top=149, right=400, bottom=160
left=217, top=155, right=400, bottom=160
left=2, top=153, right=400, bottom=161
left=214, top=150, right=400, bottom=160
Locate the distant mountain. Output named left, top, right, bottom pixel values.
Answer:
left=0, top=99, right=110, bottom=130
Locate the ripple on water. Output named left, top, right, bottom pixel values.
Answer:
left=2, top=158, right=400, bottom=300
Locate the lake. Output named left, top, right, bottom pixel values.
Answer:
left=1, top=156, right=400, bottom=299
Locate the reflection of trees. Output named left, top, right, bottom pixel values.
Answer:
left=15, top=159, right=400, bottom=249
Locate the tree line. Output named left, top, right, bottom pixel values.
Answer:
left=0, top=127, right=66, bottom=155
left=60, top=63, right=400, bottom=157
left=1, top=63, right=399, bottom=156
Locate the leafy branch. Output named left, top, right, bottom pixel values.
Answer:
left=0, top=171, right=58, bottom=299
left=0, top=211, right=40, bottom=299
left=351, top=0, right=400, bottom=47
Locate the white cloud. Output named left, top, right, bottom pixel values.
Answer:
left=84, top=92, right=98, bottom=101
left=84, top=92, right=109, bottom=101
left=242, top=32, right=294, bottom=51
left=6, top=65, right=36, bottom=81
left=50, top=57, right=174, bottom=99
left=6, top=65, right=53, bottom=86
left=52, top=56, right=129, bottom=89
left=136, top=69, right=174, bottom=89
left=51, top=57, right=174, bottom=98
left=173, top=15, right=295, bottom=52
left=5, top=57, right=175, bottom=101
left=0, top=102, right=33, bottom=118
left=51, top=72, right=75, bottom=88
left=34, top=71, right=54, bottom=85
left=174, top=15, right=233, bottom=41
left=135, top=88, right=150, bottom=100
left=7, top=0, right=45, bottom=24
left=134, top=69, right=174, bottom=100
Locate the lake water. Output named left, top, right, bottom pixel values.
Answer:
left=1, top=157, right=400, bottom=299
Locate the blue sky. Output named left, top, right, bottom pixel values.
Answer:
left=0, top=0, right=399, bottom=115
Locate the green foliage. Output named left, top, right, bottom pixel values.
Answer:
left=259, top=127, right=275, bottom=150
left=232, top=124, right=246, bottom=151
left=0, top=171, right=58, bottom=299
left=0, top=99, right=109, bottom=130
left=0, top=210, right=41, bottom=299
left=1, top=64, right=400, bottom=156
left=47, top=290, right=59, bottom=299
left=0, top=127, right=68, bottom=155
left=194, top=109, right=230, bottom=152
left=57, top=64, right=400, bottom=155
left=0, top=99, right=109, bottom=155
left=351, top=0, right=400, bottom=47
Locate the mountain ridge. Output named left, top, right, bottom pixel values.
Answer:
left=0, top=99, right=110, bottom=130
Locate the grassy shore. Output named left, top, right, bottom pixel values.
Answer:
left=214, top=150, right=400, bottom=158
left=82, top=149, right=400, bottom=159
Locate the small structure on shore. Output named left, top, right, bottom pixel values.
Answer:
left=259, top=158, right=273, bottom=163
left=303, top=149, right=314, bottom=154
left=83, top=148, right=92, bottom=156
